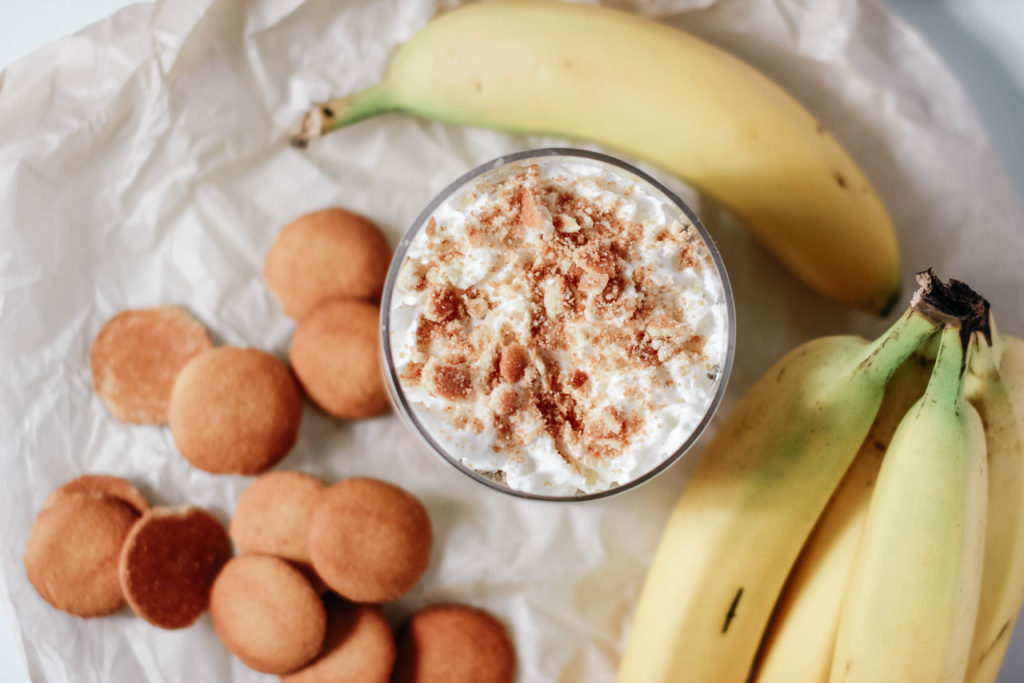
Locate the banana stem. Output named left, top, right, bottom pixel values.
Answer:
left=912, top=267, right=991, bottom=350
left=849, top=268, right=989, bottom=389
left=852, top=309, right=941, bottom=388
left=856, top=268, right=991, bottom=389
left=985, top=311, right=1005, bottom=369
left=924, top=325, right=969, bottom=416
left=290, top=83, right=393, bottom=148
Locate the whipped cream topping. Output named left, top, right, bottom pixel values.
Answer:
left=388, top=157, right=729, bottom=496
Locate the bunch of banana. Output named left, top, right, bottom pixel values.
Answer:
left=617, top=270, right=949, bottom=682
left=618, top=270, right=1024, bottom=683
left=753, top=315, right=1024, bottom=683
left=292, top=0, right=901, bottom=314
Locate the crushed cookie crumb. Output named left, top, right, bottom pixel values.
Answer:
left=397, top=258, right=428, bottom=292
left=517, top=186, right=546, bottom=230
left=647, top=314, right=679, bottom=338
left=424, top=360, right=473, bottom=400
left=555, top=213, right=580, bottom=233
left=490, top=385, right=520, bottom=416
left=679, top=245, right=698, bottom=270
left=578, top=271, right=609, bottom=293
left=543, top=275, right=569, bottom=317
left=681, top=334, right=705, bottom=356
left=569, top=369, right=588, bottom=389
left=575, top=242, right=617, bottom=277
left=587, top=406, right=624, bottom=439
left=466, top=296, right=489, bottom=319
left=499, top=343, right=528, bottom=383
left=424, top=285, right=462, bottom=323
left=400, top=362, right=425, bottom=386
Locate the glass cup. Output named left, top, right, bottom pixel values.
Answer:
left=380, top=148, right=736, bottom=502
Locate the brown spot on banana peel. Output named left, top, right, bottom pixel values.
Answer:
left=722, top=587, right=743, bottom=633
left=995, top=619, right=1011, bottom=645
left=774, top=346, right=814, bottom=384
left=978, top=619, right=1013, bottom=664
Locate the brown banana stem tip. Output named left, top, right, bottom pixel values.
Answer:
left=912, top=268, right=991, bottom=348
left=289, top=106, right=326, bottom=148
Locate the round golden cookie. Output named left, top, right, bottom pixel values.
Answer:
left=210, top=555, right=326, bottom=675
left=24, top=491, right=139, bottom=618
left=289, top=299, right=390, bottom=420
left=90, top=306, right=212, bottom=424
left=265, top=208, right=391, bottom=320
left=393, top=604, right=515, bottom=683
left=230, top=471, right=326, bottom=569
left=44, top=474, right=148, bottom=515
left=118, top=506, right=232, bottom=629
left=282, top=597, right=395, bottom=683
left=308, top=478, right=431, bottom=603
left=169, top=347, right=303, bottom=474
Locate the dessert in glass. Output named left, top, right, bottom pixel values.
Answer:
left=381, top=149, right=735, bottom=501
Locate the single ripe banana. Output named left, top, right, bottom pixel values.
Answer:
left=292, top=0, right=902, bottom=314
left=829, top=324, right=988, bottom=683
left=751, top=354, right=932, bottom=683
left=617, top=301, right=942, bottom=682
left=965, top=331, right=1024, bottom=683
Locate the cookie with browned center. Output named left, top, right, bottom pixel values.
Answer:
left=289, top=300, right=389, bottom=420
left=25, top=491, right=139, bottom=617
left=169, top=347, right=303, bottom=474
left=118, top=506, right=232, bottom=629
left=210, top=555, right=326, bottom=675
left=393, top=604, right=515, bottom=683
left=230, top=470, right=326, bottom=571
left=90, top=306, right=212, bottom=424
left=44, top=474, right=148, bottom=515
left=265, top=208, right=391, bottom=319
left=282, top=597, right=395, bottom=683
left=308, top=478, right=431, bottom=603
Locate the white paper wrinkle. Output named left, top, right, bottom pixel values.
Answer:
left=1, top=0, right=1023, bottom=681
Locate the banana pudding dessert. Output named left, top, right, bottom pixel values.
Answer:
left=385, top=151, right=733, bottom=497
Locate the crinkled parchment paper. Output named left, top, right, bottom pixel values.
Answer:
left=1, top=0, right=1022, bottom=681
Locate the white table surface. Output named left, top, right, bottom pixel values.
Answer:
left=2, top=0, right=1022, bottom=681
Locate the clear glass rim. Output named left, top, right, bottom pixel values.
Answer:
left=379, top=147, right=737, bottom=503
